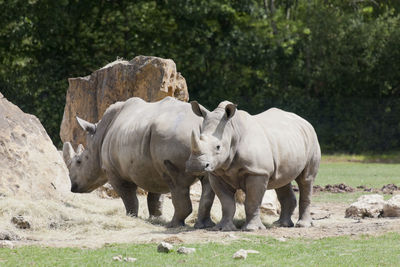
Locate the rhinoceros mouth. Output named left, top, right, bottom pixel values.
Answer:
left=205, top=165, right=214, bottom=172
left=70, top=182, right=79, bottom=193
left=185, top=167, right=204, bottom=175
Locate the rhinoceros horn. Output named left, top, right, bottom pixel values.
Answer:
left=63, top=142, right=75, bottom=163
left=191, top=130, right=201, bottom=152
left=76, top=144, right=84, bottom=155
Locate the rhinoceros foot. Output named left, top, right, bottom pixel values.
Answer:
left=295, top=219, right=313, bottom=228
left=212, top=221, right=237, bottom=231
left=273, top=219, right=294, bottom=227
left=194, top=218, right=215, bottom=229
left=167, top=219, right=185, bottom=228
left=242, top=220, right=266, bottom=231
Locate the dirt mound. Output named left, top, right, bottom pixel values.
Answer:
left=323, top=183, right=355, bottom=193
left=294, top=183, right=355, bottom=193
left=294, top=183, right=400, bottom=194
left=381, top=184, right=399, bottom=194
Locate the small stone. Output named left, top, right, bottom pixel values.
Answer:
left=177, top=247, right=196, bottom=254
left=112, top=255, right=122, bottom=261
left=0, top=240, right=14, bottom=249
left=233, top=249, right=247, bottom=259
left=157, top=242, right=173, bottom=253
left=11, top=216, right=31, bottom=229
left=0, top=230, right=20, bottom=241
left=124, top=257, right=137, bottom=262
left=277, top=237, right=287, bottom=242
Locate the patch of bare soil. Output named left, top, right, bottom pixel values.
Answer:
left=253, top=202, right=400, bottom=240
left=1, top=188, right=400, bottom=248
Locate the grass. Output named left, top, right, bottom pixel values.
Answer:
left=322, top=151, right=400, bottom=164
left=1, top=233, right=400, bottom=266
left=316, top=162, right=400, bottom=188
left=310, top=154, right=400, bottom=203
left=2, top=153, right=400, bottom=266
left=312, top=190, right=394, bottom=203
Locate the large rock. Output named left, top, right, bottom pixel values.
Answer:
left=60, top=56, right=189, bottom=148
left=236, top=189, right=280, bottom=216
left=190, top=181, right=280, bottom=216
left=382, top=194, right=400, bottom=217
left=345, top=194, right=385, bottom=218
left=0, top=92, right=70, bottom=199
left=260, top=190, right=281, bottom=216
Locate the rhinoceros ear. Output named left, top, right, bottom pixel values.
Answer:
left=225, top=103, right=237, bottom=120
left=190, top=101, right=209, bottom=118
left=63, top=142, right=75, bottom=163
left=76, top=116, right=96, bottom=135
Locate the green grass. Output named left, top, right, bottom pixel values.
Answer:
left=322, top=151, right=400, bottom=163
left=1, top=234, right=400, bottom=266
left=1, top=155, right=400, bottom=266
left=312, top=190, right=394, bottom=203
left=316, top=162, right=400, bottom=188
left=311, top=160, right=400, bottom=203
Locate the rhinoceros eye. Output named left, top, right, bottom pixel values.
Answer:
left=216, top=145, right=221, bottom=151
left=76, top=158, right=82, bottom=165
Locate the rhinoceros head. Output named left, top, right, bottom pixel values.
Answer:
left=62, top=117, right=107, bottom=193
left=186, top=101, right=236, bottom=173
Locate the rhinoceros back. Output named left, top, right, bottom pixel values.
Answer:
left=100, top=97, right=200, bottom=193
left=259, top=108, right=320, bottom=188
left=235, top=108, right=320, bottom=189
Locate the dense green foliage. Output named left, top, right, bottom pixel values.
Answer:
left=1, top=0, right=400, bottom=151
left=1, top=234, right=400, bottom=266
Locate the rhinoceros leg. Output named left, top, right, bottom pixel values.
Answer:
left=147, top=193, right=163, bottom=217
left=274, top=183, right=296, bottom=227
left=108, top=175, right=139, bottom=217
left=168, top=185, right=192, bottom=227
left=242, top=175, right=267, bottom=231
left=162, top=161, right=193, bottom=227
left=295, top=164, right=317, bottom=227
left=209, top=174, right=237, bottom=231
left=194, top=175, right=216, bottom=229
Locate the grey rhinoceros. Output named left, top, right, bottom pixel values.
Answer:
left=62, top=97, right=215, bottom=228
left=186, top=101, right=321, bottom=231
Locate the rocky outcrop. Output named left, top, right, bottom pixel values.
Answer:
left=345, top=194, right=385, bottom=218
left=260, top=190, right=281, bottom=216
left=236, top=189, right=280, bottom=216
left=0, top=92, right=70, bottom=199
left=190, top=182, right=280, bottom=216
left=382, top=194, right=400, bottom=217
left=60, top=56, right=189, bottom=148
left=346, top=194, right=400, bottom=218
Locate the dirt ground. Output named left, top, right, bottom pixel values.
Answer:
left=2, top=187, right=400, bottom=248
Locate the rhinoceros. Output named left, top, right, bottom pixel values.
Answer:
left=62, top=97, right=215, bottom=228
left=186, top=101, right=321, bottom=231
